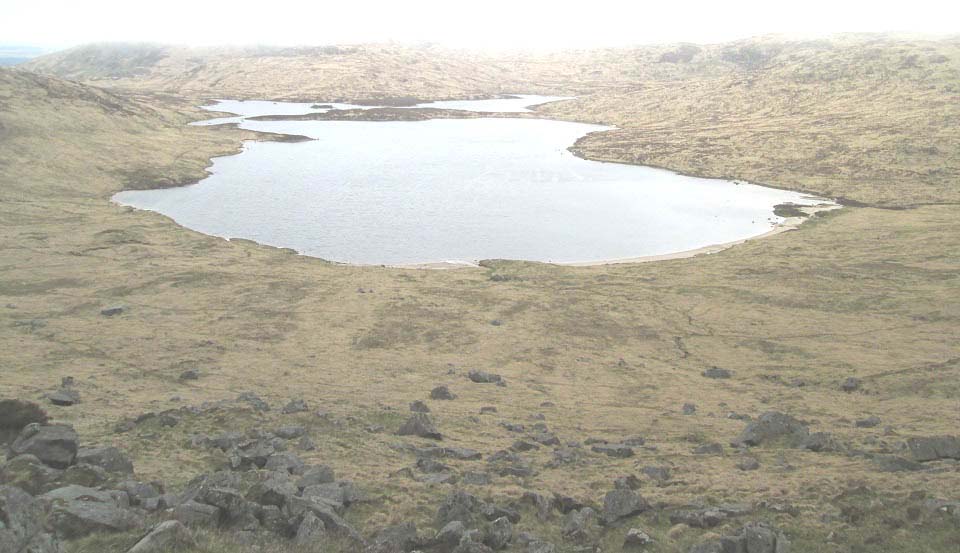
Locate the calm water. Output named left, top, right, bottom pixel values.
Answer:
left=115, top=96, right=825, bottom=265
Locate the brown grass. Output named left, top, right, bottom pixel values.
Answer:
left=3, top=34, right=960, bottom=551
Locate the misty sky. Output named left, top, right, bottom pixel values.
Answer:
left=4, top=0, right=958, bottom=49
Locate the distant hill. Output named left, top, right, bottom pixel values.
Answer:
left=19, top=34, right=960, bottom=207
left=0, top=44, right=52, bottom=66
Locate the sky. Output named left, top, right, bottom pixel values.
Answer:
left=3, top=0, right=958, bottom=50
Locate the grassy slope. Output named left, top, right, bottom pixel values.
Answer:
left=3, top=35, right=960, bottom=552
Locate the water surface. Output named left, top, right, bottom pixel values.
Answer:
left=116, top=97, right=825, bottom=265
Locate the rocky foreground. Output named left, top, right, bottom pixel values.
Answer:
left=2, top=389, right=959, bottom=553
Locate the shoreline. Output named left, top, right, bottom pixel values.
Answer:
left=385, top=204, right=841, bottom=270
left=116, top=96, right=844, bottom=271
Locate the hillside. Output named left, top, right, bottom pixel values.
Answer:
left=2, top=34, right=960, bottom=553
left=24, top=35, right=960, bottom=207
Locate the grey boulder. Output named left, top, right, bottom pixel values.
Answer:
left=10, top=424, right=79, bottom=469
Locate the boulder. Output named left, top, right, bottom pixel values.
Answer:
left=127, top=520, right=195, bottom=553
left=100, top=305, right=125, bottom=316
left=693, top=443, right=723, bottom=455
left=285, top=495, right=363, bottom=543
left=670, top=508, right=726, bottom=528
left=368, top=521, right=420, bottom=553
left=247, top=471, right=297, bottom=508
left=624, top=527, right=654, bottom=547
left=275, top=425, right=307, bottom=439
left=906, top=436, right=960, bottom=462
left=435, top=520, right=466, bottom=550
left=61, top=464, right=110, bottom=487
left=398, top=413, right=442, bottom=440
left=0, top=485, right=63, bottom=553
left=840, top=377, right=862, bottom=393
left=467, top=370, right=505, bottom=385
left=641, top=465, right=671, bottom=483
left=436, top=490, right=482, bottom=527
left=855, top=416, right=881, bottom=428
left=602, top=489, right=649, bottom=525
left=297, top=465, right=337, bottom=488
left=10, top=424, right=79, bottom=469
left=801, top=432, right=842, bottom=453
left=485, top=517, right=513, bottom=550
left=430, top=386, right=457, bottom=400
left=76, top=446, right=134, bottom=474
left=731, top=412, right=809, bottom=447
left=264, top=452, right=306, bottom=474
left=282, top=399, right=309, bottom=414
left=591, top=443, right=634, bottom=458
left=293, top=511, right=326, bottom=544
left=0, top=454, right=63, bottom=495
left=198, top=486, right=257, bottom=526
left=173, top=500, right=220, bottom=527
left=702, top=367, right=733, bottom=379
left=410, top=400, right=431, bottom=413
left=682, top=403, right=697, bottom=415
left=47, top=492, right=142, bottom=538
left=561, top=507, right=597, bottom=542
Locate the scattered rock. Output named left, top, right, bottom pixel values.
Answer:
left=275, top=426, right=307, bottom=440
left=562, top=507, right=598, bottom=542
left=0, top=485, right=62, bottom=553
left=614, top=475, right=642, bottom=490
left=282, top=399, right=308, bottom=414
left=61, top=464, right=109, bottom=487
left=76, top=446, right=134, bottom=474
left=0, top=454, right=63, bottom=494
left=431, top=386, right=457, bottom=400
left=173, top=501, right=220, bottom=527
left=873, top=455, right=927, bottom=472
left=737, top=457, right=761, bottom=471
left=48, top=388, right=81, bottom=407
left=702, top=367, right=733, bottom=379
left=398, top=413, right=443, bottom=440
left=602, top=489, right=649, bottom=525
left=368, top=521, right=420, bottom=553
left=128, top=520, right=195, bottom=553
left=801, top=432, right=842, bottom=453
left=693, top=443, right=723, bottom=455
left=436, top=490, right=482, bottom=527
left=592, top=443, right=634, bottom=458
left=293, top=511, right=326, bottom=544
left=731, top=412, right=809, bottom=448
left=237, top=392, right=270, bottom=412
left=856, top=416, right=881, bottom=428
left=434, top=520, right=467, bottom=550
left=100, top=305, right=125, bottom=316
left=840, top=377, right=862, bottom=393
left=624, top=527, right=654, bottom=547
left=906, top=436, right=960, bottom=462
left=45, top=486, right=142, bottom=538
left=689, top=521, right=790, bottom=553
left=670, top=508, right=726, bottom=528
left=641, top=465, right=671, bottom=483
left=179, top=369, right=200, bottom=381
left=10, top=423, right=79, bottom=469
left=410, top=400, right=431, bottom=413
left=467, top=370, right=505, bottom=386
left=682, top=403, right=697, bottom=415
left=485, top=517, right=513, bottom=550
left=480, top=406, right=497, bottom=414
left=460, top=471, right=491, bottom=486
